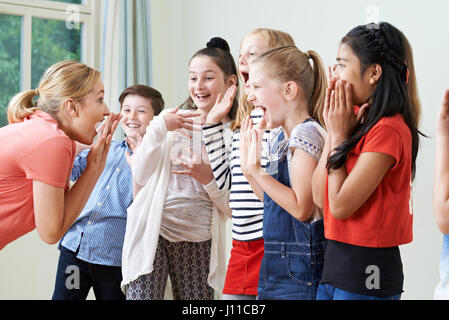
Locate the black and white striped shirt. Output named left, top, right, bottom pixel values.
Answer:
left=202, top=109, right=269, bottom=241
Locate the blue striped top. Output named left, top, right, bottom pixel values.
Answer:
left=59, top=140, right=133, bottom=267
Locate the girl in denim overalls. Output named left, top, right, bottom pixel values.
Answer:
left=239, top=46, right=328, bottom=299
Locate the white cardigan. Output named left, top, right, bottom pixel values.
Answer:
left=121, top=112, right=229, bottom=293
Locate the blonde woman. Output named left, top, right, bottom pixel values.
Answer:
left=0, top=60, right=120, bottom=250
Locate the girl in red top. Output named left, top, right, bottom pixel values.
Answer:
left=0, top=61, right=120, bottom=250
left=312, top=22, right=421, bottom=300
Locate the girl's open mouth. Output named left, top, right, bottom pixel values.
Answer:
left=196, top=93, right=211, bottom=101
left=240, top=71, right=249, bottom=84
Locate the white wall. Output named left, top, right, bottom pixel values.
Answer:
left=1, top=0, right=448, bottom=300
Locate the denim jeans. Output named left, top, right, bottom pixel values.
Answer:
left=52, top=246, right=125, bottom=300
left=435, top=234, right=449, bottom=299
left=316, top=283, right=401, bottom=300
left=258, top=238, right=326, bottom=300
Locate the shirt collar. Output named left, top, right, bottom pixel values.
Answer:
left=122, top=138, right=132, bottom=154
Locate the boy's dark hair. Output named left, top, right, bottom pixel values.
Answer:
left=118, top=84, right=165, bottom=116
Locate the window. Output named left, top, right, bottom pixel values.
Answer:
left=31, top=17, right=82, bottom=88
left=0, top=13, right=21, bottom=127
left=47, top=0, right=82, bottom=3
left=0, top=0, right=101, bottom=127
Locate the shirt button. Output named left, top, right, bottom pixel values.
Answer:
left=106, top=185, right=110, bottom=190
left=116, top=168, right=120, bottom=172
left=87, top=221, right=92, bottom=225
left=97, top=202, right=102, bottom=207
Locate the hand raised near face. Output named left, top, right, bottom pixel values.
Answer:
left=437, top=89, right=449, bottom=137
left=163, top=106, right=201, bottom=132
left=205, top=85, right=237, bottom=124
left=86, top=113, right=122, bottom=177
left=326, top=80, right=369, bottom=147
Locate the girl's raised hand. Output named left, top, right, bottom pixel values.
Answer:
left=255, top=108, right=268, bottom=131
left=246, top=128, right=263, bottom=177
left=239, top=115, right=251, bottom=176
left=163, top=106, right=201, bottom=132
left=323, top=66, right=338, bottom=130
left=327, top=65, right=337, bottom=91
left=327, top=81, right=369, bottom=147
left=239, top=115, right=262, bottom=177
left=437, top=89, right=449, bottom=137
left=205, top=85, right=237, bottom=124
left=172, top=146, right=214, bottom=185
left=323, top=85, right=332, bottom=130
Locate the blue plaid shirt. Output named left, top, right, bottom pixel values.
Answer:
left=59, top=140, right=133, bottom=267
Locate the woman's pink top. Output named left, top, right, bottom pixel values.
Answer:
left=0, top=110, right=75, bottom=250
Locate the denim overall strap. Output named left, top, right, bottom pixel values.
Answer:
left=258, top=131, right=326, bottom=300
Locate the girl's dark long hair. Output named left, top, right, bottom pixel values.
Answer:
left=327, top=22, right=422, bottom=180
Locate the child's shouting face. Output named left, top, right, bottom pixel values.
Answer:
left=238, top=33, right=268, bottom=94
left=120, top=94, right=155, bottom=139
left=247, top=62, right=285, bottom=128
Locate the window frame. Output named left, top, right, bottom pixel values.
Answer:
left=0, top=0, right=101, bottom=92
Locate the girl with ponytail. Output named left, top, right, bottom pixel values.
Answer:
left=203, top=28, right=296, bottom=301
left=0, top=60, right=121, bottom=250
left=239, top=45, right=328, bottom=299
left=312, top=22, right=421, bottom=300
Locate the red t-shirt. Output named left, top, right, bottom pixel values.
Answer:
left=0, top=111, right=75, bottom=250
left=324, top=114, right=413, bottom=248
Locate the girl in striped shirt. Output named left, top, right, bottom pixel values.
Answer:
left=203, top=29, right=295, bottom=300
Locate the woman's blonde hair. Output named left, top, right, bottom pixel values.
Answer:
left=232, top=28, right=296, bottom=130
left=7, top=60, right=101, bottom=124
left=252, top=46, right=327, bottom=126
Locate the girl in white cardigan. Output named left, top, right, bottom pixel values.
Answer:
left=121, top=37, right=238, bottom=299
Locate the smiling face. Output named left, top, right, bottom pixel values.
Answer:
left=120, top=94, right=155, bottom=138
left=247, top=62, right=286, bottom=127
left=334, top=43, right=377, bottom=106
left=188, top=55, right=229, bottom=113
left=74, top=81, right=110, bottom=144
left=238, top=33, right=269, bottom=93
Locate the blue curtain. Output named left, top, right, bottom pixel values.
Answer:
left=101, top=0, right=152, bottom=139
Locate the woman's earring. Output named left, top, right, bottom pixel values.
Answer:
left=369, top=78, right=375, bottom=85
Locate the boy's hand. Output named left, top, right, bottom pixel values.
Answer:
left=125, top=132, right=143, bottom=168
